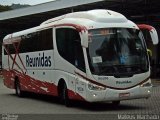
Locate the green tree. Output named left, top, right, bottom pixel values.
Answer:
left=0, top=5, right=12, bottom=12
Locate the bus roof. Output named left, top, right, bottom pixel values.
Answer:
left=41, top=9, right=128, bottom=25
left=3, top=9, right=138, bottom=41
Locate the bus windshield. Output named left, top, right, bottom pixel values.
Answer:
left=87, top=28, right=149, bottom=77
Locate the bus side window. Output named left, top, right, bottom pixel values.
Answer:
left=56, top=28, right=85, bottom=72
left=19, top=28, right=53, bottom=53
left=39, top=29, right=53, bottom=51
left=4, top=44, right=15, bottom=55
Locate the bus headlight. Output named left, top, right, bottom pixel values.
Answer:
left=140, top=82, right=152, bottom=87
left=88, top=82, right=106, bottom=91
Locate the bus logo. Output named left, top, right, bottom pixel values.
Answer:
left=26, top=52, right=51, bottom=67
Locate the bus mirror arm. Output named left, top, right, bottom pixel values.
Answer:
left=147, top=49, right=152, bottom=57
left=149, top=29, right=159, bottom=45
left=80, top=31, right=88, bottom=48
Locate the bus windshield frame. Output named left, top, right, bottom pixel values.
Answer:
left=87, top=28, right=149, bottom=77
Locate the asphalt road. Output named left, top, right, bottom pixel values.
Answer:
left=0, top=77, right=160, bottom=120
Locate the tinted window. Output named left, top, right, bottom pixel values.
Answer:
left=56, top=28, right=85, bottom=72
left=4, top=44, right=15, bottom=55
left=87, top=28, right=149, bottom=76
left=4, top=28, right=53, bottom=55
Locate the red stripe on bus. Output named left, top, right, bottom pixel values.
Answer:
left=137, top=24, right=154, bottom=31
left=38, top=23, right=87, bottom=33
left=75, top=71, right=150, bottom=90
left=3, top=69, right=85, bottom=101
left=3, top=44, right=24, bottom=73
left=75, top=71, right=107, bottom=88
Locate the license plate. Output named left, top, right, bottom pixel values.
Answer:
left=119, top=93, right=130, bottom=98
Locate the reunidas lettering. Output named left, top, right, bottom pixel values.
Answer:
left=26, top=52, right=51, bottom=67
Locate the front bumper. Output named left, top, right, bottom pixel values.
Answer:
left=85, top=82, right=152, bottom=102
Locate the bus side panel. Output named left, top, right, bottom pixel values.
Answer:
left=68, top=89, right=85, bottom=101
left=3, top=68, right=86, bottom=101
left=2, top=68, right=59, bottom=96
left=2, top=69, right=15, bottom=89
left=15, top=70, right=58, bottom=96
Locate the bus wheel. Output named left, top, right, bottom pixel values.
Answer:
left=15, top=79, right=24, bottom=97
left=61, top=83, right=71, bottom=107
left=112, top=101, right=120, bottom=106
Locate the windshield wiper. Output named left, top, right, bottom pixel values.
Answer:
left=99, top=65, right=122, bottom=75
left=98, top=64, right=148, bottom=77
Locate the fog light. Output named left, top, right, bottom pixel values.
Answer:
left=93, top=94, right=97, bottom=97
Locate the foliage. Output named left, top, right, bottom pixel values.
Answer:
left=11, top=4, right=30, bottom=9
left=0, top=4, right=30, bottom=12
left=0, top=5, right=12, bottom=12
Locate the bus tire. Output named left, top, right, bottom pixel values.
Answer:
left=112, top=101, right=120, bottom=106
left=15, top=79, right=24, bottom=97
left=60, top=82, right=71, bottom=107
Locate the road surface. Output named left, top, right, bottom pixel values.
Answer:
left=0, top=78, right=160, bottom=120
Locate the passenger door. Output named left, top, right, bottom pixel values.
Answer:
left=74, top=33, right=86, bottom=97
left=55, top=27, right=86, bottom=98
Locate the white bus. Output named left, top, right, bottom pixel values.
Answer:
left=2, top=9, right=159, bottom=106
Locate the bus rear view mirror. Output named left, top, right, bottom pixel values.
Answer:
left=80, top=31, right=88, bottom=48
left=137, top=24, right=159, bottom=45
left=150, top=28, right=159, bottom=45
